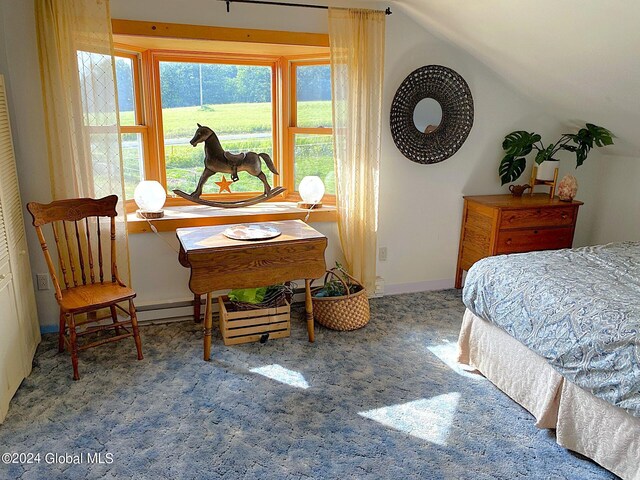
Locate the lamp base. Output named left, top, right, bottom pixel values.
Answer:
left=297, top=202, right=322, bottom=209
left=136, top=209, right=165, bottom=219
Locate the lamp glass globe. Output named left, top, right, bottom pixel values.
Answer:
left=299, top=176, right=325, bottom=204
left=134, top=180, right=166, bottom=212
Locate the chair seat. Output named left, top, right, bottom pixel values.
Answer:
left=59, top=282, right=136, bottom=313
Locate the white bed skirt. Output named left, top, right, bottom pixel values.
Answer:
left=458, top=309, right=640, bottom=480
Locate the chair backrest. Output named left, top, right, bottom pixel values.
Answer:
left=26, top=195, right=121, bottom=301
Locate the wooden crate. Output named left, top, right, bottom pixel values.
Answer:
left=217, top=296, right=290, bottom=346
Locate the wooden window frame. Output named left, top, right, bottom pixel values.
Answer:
left=112, top=20, right=333, bottom=212
left=114, top=49, right=152, bottom=198
left=286, top=58, right=334, bottom=203
left=149, top=50, right=282, bottom=205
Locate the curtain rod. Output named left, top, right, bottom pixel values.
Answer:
left=221, top=0, right=392, bottom=15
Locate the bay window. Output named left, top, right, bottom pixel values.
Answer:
left=113, top=33, right=332, bottom=209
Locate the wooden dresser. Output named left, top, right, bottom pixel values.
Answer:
left=455, top=194, right=583, bottom=288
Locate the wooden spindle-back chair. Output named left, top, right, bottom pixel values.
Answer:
left=27, top=195, right=143, bottom=380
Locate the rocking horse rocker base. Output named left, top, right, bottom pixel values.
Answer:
left=173, top=186, right=286, bottom=208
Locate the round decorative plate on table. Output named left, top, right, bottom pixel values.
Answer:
left=223, top=224, right=281, bottom=241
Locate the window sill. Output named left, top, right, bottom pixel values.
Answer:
left=126, top=202, right=336, bottom=234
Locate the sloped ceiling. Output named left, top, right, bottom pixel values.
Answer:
left=393, top=0, right=640, bottom=155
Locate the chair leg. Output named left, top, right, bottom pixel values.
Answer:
left=68, top=313, right=80, bottom=381
left=110, top=305, right=121, bottom=336
left=58, top=311, right=66, bottom=353
left=129, top=299, right=143, bottom=361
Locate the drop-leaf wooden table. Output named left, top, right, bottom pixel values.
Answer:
left=177, top=220, right=327, bottom=360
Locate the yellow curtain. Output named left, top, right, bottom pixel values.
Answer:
left=35, top=0, right=130, bottom=284
left=329, top=8, right=385, bottom=293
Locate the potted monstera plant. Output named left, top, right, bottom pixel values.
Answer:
left=498, top=123, right=614, bottom=185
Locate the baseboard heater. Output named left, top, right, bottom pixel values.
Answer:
left=135, top=288, right=307, bottom=325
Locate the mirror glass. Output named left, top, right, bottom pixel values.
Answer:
left=413, top=98, right=443, bottom=134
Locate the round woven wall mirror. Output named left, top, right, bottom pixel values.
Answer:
left=390, top=65, right=474, bottom=164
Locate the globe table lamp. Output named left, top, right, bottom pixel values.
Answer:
left=134, top=180, right=166, bottom=219
left=298, top=176, right=325, bottom=209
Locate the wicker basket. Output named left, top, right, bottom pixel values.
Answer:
left=311, top=268, right=370, bottom=331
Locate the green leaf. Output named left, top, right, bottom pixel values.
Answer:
left=534, top=143, right=555, bottom=164
left=586, top=123, right=614, bottom=147
left=567, top=123, right=614, bottom=168
left=575, top=144, right=589, bottom=167
left=502, top=131, right=541, bottom=157
left=499, top=155, right=526, bottom=185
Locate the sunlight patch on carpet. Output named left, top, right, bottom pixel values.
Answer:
left=250, top=364, right=310, bottom=389
left=358, top=392, right=460, bottom=445
left=427, top=341, right=481, bottom=379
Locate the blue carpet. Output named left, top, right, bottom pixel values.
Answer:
left=0, top=290, right=616, bottom=479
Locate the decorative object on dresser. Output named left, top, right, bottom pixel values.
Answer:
left=390, top=65, right=474, bottom=164
left=508, top=184, right=531, bottom=197
left=557, top=174, right=579, bottom=201
left=455, top=194, right=583, bottom=288
left=498, top=124, right=614, bottom=193
left=0, top=75, right=41, bottom=423
left=311, top=264, right=370, bottom=331
left=528, top=162, right=559, bottom=198
left=27, top=195, right=144, bottom=380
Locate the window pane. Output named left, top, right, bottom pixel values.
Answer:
left=294, top=134, right=335, bottom=195
left=115, top=56, right=136, bottom=126
left=296, top=64, right=332, bottom=128
left=121, top=133, right=145, bottom=199
left=77, top=51, right=118, bottom=127
left=159, top=61, right=274, bottom=194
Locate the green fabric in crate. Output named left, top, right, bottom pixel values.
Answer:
left=228, top=287, right=267, bottom=304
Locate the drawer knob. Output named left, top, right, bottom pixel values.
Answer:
left=534, top=230, right=539, bottom=234
left=506, top=239, right=512, bottom=245
left=536, top=209, right=541, bottom=215
left=561, top=214, right=568, bottom=219
left=509, top=216, right=515, bottom=223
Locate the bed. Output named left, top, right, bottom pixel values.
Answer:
left=457, top=242, right=640, bottom=480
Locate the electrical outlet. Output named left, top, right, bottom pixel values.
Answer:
left=378, top=246, right=387, bottom=261
left=36, top=273, right=50, bottom=291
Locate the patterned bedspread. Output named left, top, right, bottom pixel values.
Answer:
left=463, top=242, right=640, bottom=417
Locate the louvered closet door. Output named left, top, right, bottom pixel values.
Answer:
left=0, top=189, right=7, bottom=265
left=0, top=192, right=26, bottom=421
left=0, top=75, right=39, bottom=422
left=0, top=76, right=40, bottom=361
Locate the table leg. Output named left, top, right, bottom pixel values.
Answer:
left=203, top=292, right=212, bottom=361
left=194, top=294, right=202, bottom=323
left=305, top=279, right=315, bottom=343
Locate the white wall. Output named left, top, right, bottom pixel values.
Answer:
left=375, top=18, right=605, bottom=292
left=0, top=0, right=610, bottom=328
left=590, top=154, right=640, bottom=244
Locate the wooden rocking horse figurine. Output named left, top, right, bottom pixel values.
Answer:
left=173, top=124, right=286, bottom=208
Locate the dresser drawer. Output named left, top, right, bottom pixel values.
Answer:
left=496, top=227, right=574, bottom=254
left=500, top=206, right=575, bottom=229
